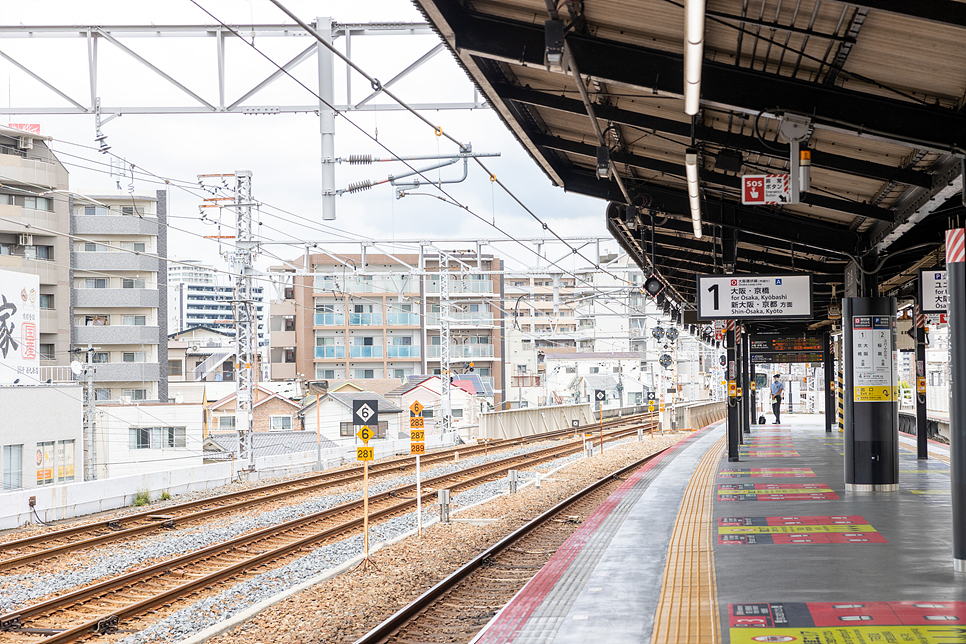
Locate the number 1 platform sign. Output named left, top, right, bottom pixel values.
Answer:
left=697, top=274, right=813, bottom=321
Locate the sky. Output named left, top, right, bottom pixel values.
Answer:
left=0, top=0, right=615, bottom=276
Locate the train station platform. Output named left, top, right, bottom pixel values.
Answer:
left=472, top=415, right=965, bottom=644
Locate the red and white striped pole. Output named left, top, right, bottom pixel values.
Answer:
left=914, top=303, right=928, bottom=460
left=946, top=228, right=966, bottom=570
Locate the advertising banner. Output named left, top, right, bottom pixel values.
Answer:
left=0, top=268, right=41, bottom=384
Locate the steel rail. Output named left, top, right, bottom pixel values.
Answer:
left=0, top=413, right=651, bottom=562
left=0, top=421, right=657, bottom=641
left=352, top=443, right=677, bottom=644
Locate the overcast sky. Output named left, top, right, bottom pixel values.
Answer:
left=0, top=0, right=615, bottom=276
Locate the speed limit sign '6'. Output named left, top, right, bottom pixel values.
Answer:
left=356, top=425, right=372, bottom=443
left=594, top=389, right=606, bottom=403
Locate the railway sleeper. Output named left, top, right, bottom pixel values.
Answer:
left=0, top=613, right=21, bottom=630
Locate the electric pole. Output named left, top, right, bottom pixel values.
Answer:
left=83, top=344, right=97, bottom=481
left=232, top=170, right=257, bottom=469
left=439, top=251, right=452, bottom=442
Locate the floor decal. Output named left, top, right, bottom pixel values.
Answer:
left=719, top=468, right=816, bottom=479
left=717, top=483, right=838, bottom=501
left=729, top=601, right=966, bottom=644
left=717, top=516, right=886, bottom=545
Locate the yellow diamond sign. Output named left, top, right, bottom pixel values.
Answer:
left=410, top=400, right=424, bottom=416
left=356, top=425, right=372, bottom=443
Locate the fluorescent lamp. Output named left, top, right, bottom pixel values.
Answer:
left=683, top=0, right=705, bottom=116
left=686, top=0, right=706, bottom=36
left=685, top=148, right=703, bottom=239
left=684, top=82, right=701, bottom=116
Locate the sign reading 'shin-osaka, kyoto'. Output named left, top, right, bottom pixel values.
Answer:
left=0, top=268, right=40, bottom=384
left=696, top=274, right=814, bottom=321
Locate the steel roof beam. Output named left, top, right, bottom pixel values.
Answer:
left=537, top=133, right=894, bottom=221
left=838, top=1, right=966, bottom=29
left=501, top=84, right=931, bottom=188
left=449, top=6, right=966, bottom=152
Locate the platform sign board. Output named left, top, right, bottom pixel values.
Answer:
left=751, top=352, right=824, bottom=364
left=741, top=174, right=789, bottom=205
left=851, top=316, right=897, bottom=402
left=697, top=274, right=813, bottom=320
left=919, top=269, right=947, bottom=313
left=0, top=268, right=40, bottom=384
left=353, top=400, right=379, bottom=426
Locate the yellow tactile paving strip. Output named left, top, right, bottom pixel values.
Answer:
left=898, top=441, right=950, bottom=464
left=651, top=437, right=726, bottom=644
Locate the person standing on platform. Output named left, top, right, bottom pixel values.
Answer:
left=771, top=373, right=784, bottom=424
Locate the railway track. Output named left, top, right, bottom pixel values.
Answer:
left=0, top=420, right=657, bottom=643
left=0, top=413, right=654, bottom=573
left=353, top=445, right=671, bottom=644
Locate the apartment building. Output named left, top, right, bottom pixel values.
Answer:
left=269, top=252, right=505, bottom=407
left=71, top=189, right=167, bottom=402
left=167, top=259, right=267, bottom=347
left=0, top=125, right=71, bottom=371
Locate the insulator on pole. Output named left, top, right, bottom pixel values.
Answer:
left=348, top=154, right=374, bottom=165
left=346, top=180, right=373, bottom=193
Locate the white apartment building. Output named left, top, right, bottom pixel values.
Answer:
left=167, top=259, right=267, bottom=347
left=71, top=189, right=167, bottom=403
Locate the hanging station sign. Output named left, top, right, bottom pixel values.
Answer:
left=696, top=274, right=814, bottom=320
left=919, top=269, right=947, bottom=314
left=749, top=335, right=824, bottom=364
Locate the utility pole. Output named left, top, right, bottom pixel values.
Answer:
left=439, top=251, right=452, bottom=442
left=232, top=170, right=257, bottom=469
left=83, top=343, right=97, bottom=481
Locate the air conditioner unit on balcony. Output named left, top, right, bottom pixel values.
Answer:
left=18, top=234, right=33, bottom=246
left=17, top=136, right=32, bottom=151
left=189, top=344, right=201, bottom=352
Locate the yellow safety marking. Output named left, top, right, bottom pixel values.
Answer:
left=897, top=441, right=951, bottom=464
left=651, top=437, right=725, bottom=644
left=910, top=490, right=950, bottom=495
left=717, top=487, right=833, bottom=495
left=718, top=524, right=875, bottom=534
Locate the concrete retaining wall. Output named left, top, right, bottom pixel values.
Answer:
left=479, top=404, right=594, bottom=440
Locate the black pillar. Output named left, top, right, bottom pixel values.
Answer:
left=743, top=329, right=752, bottom=433
left=727, top=321, right=740, bottom=461
left=946, top=229, right=966, bottom=569
left=750, top=347, right=758, bottom=426
left=823, top=330, right=834, bottom=433
left=842, top=296, right=899, bottom=492
left=737, top=325, right=744, bottom=444
left=915, top=303, right=928, bottom=459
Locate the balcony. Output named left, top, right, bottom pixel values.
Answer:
left=271, top=362, right=297, bottom=380
left=387, top=345, right=420, bottom=359
left=349, top=345, right=383, bottom=358
left=74, top=215, right=160, bottom=236
left=314, top=345, right=346, bottom=359
left=92, top=362, right=162, bottom=383
left=75, top=325, right=159, bottom=345
left=74, top=288, right=159, bottom=308
left=0, top=152, right=59, bottom=187
left=348, top=312, right=383, bottom=326
left=314, top=312, right=345, bottom=326
left=386, top=312, right=419, bottom=326
left=427, top=344, right=494, bottom=359
left=426, top=279, right=493, bottom=295
left=426, top=312, right=494, bottom=326
left=272, top=330, right=296, bottom=347
left=73, top=252, right=159, bottom=272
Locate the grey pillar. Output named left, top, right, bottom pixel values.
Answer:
left=727, top=321, right=740, bottom=461
left=824, top=330, right=834, bottom=433
left=915, top=302, right=928, bottom=459
left=742, top=329, right=752, bottom=433
left=946, top=228, right=966, bottom=570
left=842, top=296, right=899, bottom=492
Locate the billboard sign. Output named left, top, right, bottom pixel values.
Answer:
left=696, top=274, right=814, bottom=320
left=0, top=268, right=41, bottom=384
left=919, top=269, right=947, bottom=314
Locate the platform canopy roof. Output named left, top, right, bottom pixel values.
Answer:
left=413, top=0, right=966, bottom=327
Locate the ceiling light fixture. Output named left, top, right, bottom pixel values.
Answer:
left=684, top=0, right=705, bottom=115
left=685, top=147, right=703, bottom=239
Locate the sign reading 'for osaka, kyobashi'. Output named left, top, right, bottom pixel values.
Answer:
left=696, top=274, right=814, bottom=320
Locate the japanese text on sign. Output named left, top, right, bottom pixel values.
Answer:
left=741, top=174, right=789, bottom=205
left=697, top=274, right=813, bottom=320
left=852, top=316, right=896, bottom=402
left=919, top=269, right=947, bottom=313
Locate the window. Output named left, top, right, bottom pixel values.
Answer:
left=123, top=389, right=147, bottom=401
left=85, top=315, right=108, bottom=326
left=121, top=206, right=135, bottom=216
left=122, top=278, right=145, bottom=289
left=57, top=440, right=75, bottom=482
left=341, top=420, right=388, bottom=437
left=122, top=315, right=146, bottom=326
left=39, top=293, right=53, bottom=309
left=129, top=427, right=186, bottom=449
left=24, top=196, right=52, bottom=211
left=123, top=352, right=146, bottom=363
left=219, top=416, right=236, bottom=430
left=168, top=360, right=183, bottom=376
left=2, top=444, right=23, bottom=491
left=315, top=367, right=335, bottom=380
left=452, top=409, right=464, bottom=418
left=40, top=343, right=55, bottom=360
left=613, top=367, right=620, bottom=373
left=95, top=388, right=111, bottom=401
left=36, top=441, right=54, bottom=485
left=423, top=409, right=434, bottom=419
left=354, top=369, right=375, bottom=379
left=516, top=364, right=527, bottom=374
left=85, top=278, right=108, bottom=289
left=270, top=415, right=293, bottom=431
left=630, top=392, right=643, bottom=405
left=84, top=206, right=110, bottom=216
left=392, top=369, right=410, bottom=379
left=92, top=352, right=109, bottom=364
left=0, top=194, right=12, bottom=205
left=36, top=245, right=53, bottom=260
left=121, top=241, right=146, bottom=252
